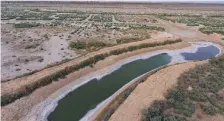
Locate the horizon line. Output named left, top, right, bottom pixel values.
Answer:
left=2, top=0, right=224, bottom=4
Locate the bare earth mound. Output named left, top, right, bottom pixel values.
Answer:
left=109, top=61, right=206, bottom=121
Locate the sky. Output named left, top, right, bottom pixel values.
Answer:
left=72, top=0, right=222, bottom=1
left=2, top=0, right=224, bottom=3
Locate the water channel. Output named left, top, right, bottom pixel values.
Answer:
left=47, top=43, right=221, bottom=121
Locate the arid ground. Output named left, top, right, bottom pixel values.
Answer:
left=1, top=2, right=224, bottom=121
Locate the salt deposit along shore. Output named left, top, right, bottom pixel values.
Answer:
left=20, top=42, right=222, bottom=121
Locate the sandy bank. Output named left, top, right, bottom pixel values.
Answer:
left=108, top=61, right=206, bottom=121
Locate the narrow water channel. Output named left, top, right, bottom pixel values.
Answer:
left=48, top=53, right=171, bottom=121
left=47, top=44, right=220, bottom=121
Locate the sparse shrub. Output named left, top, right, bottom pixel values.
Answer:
left=14, top=23, right=40, bottom=28
left=130, top=25, right=165, bottom=31
left=187, top=88, right=207, bottom=102
left=163, top=115, right=188, bottom=121
left=151, top=19, right=158, bottom=23
left=25, top=44, right=40, bottom=49
left=167, top=87, right=186, bottom=102
left=1, top=39, right=182, bottom=106
left=69, top=41, right=106, bottom=50
left=142, top=54, right=224, bottom=120
left=200, top=104, right=217, bottom=115
left=116, top=37, right=143, bottom=44
left=143, top=106, right=163, bottom=121
left=69, top=41, right=86, bottom=49
left=16, top=69, right=21, bottom=71
left=38, top=58, right=44, bottom=62
left=88, top=41, right=106, bottom=48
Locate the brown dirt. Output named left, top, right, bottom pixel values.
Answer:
left=108, top=61, right=207, bottom=121
left=1, top=32, right=178, bottom=96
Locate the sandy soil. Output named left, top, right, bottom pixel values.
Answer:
left=1, top=17, right=157, bottom=81
left=1, top=31, right=177, bottom=96
left=1, top=25, right=78, bottom=81
left=108, top=61, right=205, bottom=121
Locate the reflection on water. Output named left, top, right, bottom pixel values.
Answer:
left=181, top=45, right=220, bottom=60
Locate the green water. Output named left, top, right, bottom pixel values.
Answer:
left=48, top=53, right=171, bottom=121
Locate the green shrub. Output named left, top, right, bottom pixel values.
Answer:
left=207, top=94, right=224, bottom=112
left=142, top=54, right=224, bottom=120
left=116, top=37, right=142, bottom=44
left=187, top=88, right=207, bottom=102
left=128, top=46, right=138, bottom=51
left=163, top=115, right=188, bottom=121
left=143, top=106, right=163, bottom=121
left=187, top=23, right=199, bottom=26
left=200, top=104, right=217, bottom=115
left=167, top=87, right=186, bottom=102
left=69, top=41, right=107, bottom=50
left=88, top=41, right=106, bottom=48
left=69, top=41, right=86, bottom=49
left=130, top=25, right=165, bottom=31
left=14, top=23, right=40, bottom=28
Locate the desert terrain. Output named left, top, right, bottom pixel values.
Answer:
left=1, top=1, right=224, bottom=121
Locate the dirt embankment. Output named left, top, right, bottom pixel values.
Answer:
left=108, top=61, right=206, bottom=121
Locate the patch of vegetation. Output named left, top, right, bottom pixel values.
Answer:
left=55, top=13, right=89, bottom=21
left=1, top=8, right=25, bottom=20
left=143, top=54, right=224, bottom=121
left=199, top=27, right=224, bottom=35
left=16, top=11, right=54, bottom=20
left=89, top=14, right=112, bottom=22
left=49, top=20, right=62, bottom=26
left=150, top=19, right=158, bottom=23
left=157, top=14, right=224, bottom=35
left=69, top=41, right=107, bottom=50
left=114, top=15, right=155, bottom=23
left=14, top=23, right=40, bottom=28
left=116, top=37, right=145, bottom=44
left=69, top=41, right=86, bottom=49
left=200, top=104, right=217, bottom=115
left=24, top=43, right=40, bottom=49
left=1, top=39, right=182, bottom=106
left=130, top=25, right=165, bottom=31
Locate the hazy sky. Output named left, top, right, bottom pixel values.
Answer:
left=72, top=0, right=223, bottom=1
left=3, top=0, right=224, bottom=2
